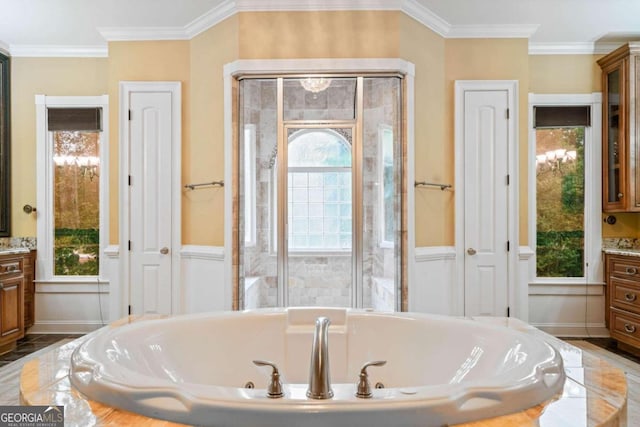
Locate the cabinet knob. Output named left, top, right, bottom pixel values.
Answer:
left=625, top=293, right=637, bottom=302
left=625, top=323, right=637, bottom=334
left=618, top=192, right=624, bottom=199
left=626, top=267, right=638, bottom=275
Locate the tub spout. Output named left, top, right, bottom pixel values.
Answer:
left=307, top=316, right=333, bottom=399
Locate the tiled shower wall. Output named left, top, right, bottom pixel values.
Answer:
left=240, top=78, right=399, bottom=310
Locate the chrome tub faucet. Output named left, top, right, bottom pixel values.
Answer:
left=307, top=316, right=333, bottom=399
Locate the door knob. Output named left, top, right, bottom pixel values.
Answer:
left=467, top=248, right=477, bottom=255
left=160, top=247, right=169, bottom=255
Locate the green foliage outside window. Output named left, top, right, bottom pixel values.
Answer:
left=536, top=127, right=585, bottom=278
left=54, top=228, right=99, bottom=275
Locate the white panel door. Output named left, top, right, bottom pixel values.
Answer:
left=129, top=92, right=173, bottom=315
left=463, top=90, right=509, bottom=316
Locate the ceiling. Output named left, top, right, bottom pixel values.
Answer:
left=1, top=0, right=639, bottom=56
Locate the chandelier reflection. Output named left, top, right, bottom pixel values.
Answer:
left=53, top=155, right=100, bottom=181
left=300, top=77, right=332, bottom=94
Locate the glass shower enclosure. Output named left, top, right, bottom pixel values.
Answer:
left=238, top=76, right=402, bottom=310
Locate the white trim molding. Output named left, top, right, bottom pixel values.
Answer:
left=180, top=245, right=225, bottom=261
left=454, top=80, right=520, bottom=318
left=35, top=95, right=110, bottom=283
left=529, top=42, right=626, bottom=55
left=9, top=45, right=108, bottom=57
left=96, top=0, right=542, bottom=47
left=6, top=1, right=629, bottom=56
left=527, top=93, right=603, bottom=286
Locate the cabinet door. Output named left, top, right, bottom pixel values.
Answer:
left=0, top=276, right=23, bottom=340
left=603, top=61, right=627, bottom=211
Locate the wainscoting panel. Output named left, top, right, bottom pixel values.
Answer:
left=64, top=244, right=607, bottom=338
left=180, top=245, right=226, bottom=313
left=410, top=247, right=457, bottom=315
left=31, top=281, right=109, bottom=334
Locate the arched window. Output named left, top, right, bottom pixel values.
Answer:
left=287, top=130, right=352, bottom=250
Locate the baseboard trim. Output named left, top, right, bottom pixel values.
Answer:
left=532, top=323, right=610, bottom=338
left=28, top=321, right=107, bottom=334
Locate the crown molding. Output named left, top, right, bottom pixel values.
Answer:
left=401, top=0, right=450, bottom=37
left=9, top=45, right=108, bottom=58
left=185, top=0, right=237, bottom=38
left=234, top=0, right=403, bottom=11
left=0, top=40, right=9, bottom=56
left=528, top=41, right=624, bottom=55
left=528, top=42, right=595, bottom=55
left=594, top=42, right=627, bottom=54
left=11, top=0, right=545, bottom=54
left=98, top=27, right=189, bottom=42
left=448, top=24, right=539, bottom=39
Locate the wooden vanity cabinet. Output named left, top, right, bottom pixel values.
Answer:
left=606, top=253, right=640, bottom=354
left=598, top=42, right=640, bottom=212
left=0, top=253, right=25, bottom=354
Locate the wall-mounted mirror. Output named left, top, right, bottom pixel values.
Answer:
left=0, top=52, right=9, bottom=236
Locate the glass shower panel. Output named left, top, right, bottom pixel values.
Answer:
left=238, top=79, right=278, bottom=309
left=361, top=77, right=402, bottom=310
left=286, top=127, right=354, bottom=307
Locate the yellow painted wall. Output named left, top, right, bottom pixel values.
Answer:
left=398, top=14, right=450, bottom=246
left=187, top=16, right=239, bottom=245
left=238, top=11, right=399, bottom=59
left=445, top=38, right=530, bottom=245
left=529, top=54, right=602, bottom=94
left=10, top=57, right=108, bottom=237
left=107, top=41, right=190, bottom=243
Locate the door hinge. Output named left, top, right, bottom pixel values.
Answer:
left=507, top=306, right=510, bottom=317
left=506, top=108, right=510, bottom=119
left=128, top=240, right=131, bottom=251
left=506, top=174, right=510, bottom=185
left=128, top=110, right=132, bottom=121
left=128, top=305, right=132, bottom=315
left=506, top=241, right=510, bottom=252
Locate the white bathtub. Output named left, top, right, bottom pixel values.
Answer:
left=70, top=308, right=565, bottom=427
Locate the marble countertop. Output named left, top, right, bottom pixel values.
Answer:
left=0, top=247, right=30, bottom=255
left=19, top=316, right=627, bottom=427
left=603, top=247, right=640, bottom=257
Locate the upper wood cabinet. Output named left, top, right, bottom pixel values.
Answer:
left=599, top=42, right=640, bottom=212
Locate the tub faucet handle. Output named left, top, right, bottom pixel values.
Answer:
left=253, top=360, right=284, bottom=398
left=356, top=360, right=386, bottom=398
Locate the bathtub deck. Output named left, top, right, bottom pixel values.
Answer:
left=19, top=316, right=626, bottom=427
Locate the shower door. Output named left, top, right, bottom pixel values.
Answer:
left=284, top=125, right=356, bottom=307
left=238, top=76, right=402, bottom=310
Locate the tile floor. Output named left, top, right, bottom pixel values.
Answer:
left=585, top=337, right=640, bottom=363
left=0, top=334, right=84, bottom=368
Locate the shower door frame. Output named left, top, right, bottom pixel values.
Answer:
left=279, top=119, right=361, bottom=307
left=224, top=59, right=415, bottom=312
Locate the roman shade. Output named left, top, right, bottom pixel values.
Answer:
left=47, top=107, right=102, bottom=131
left=533, top=106, right=590, bottom=128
